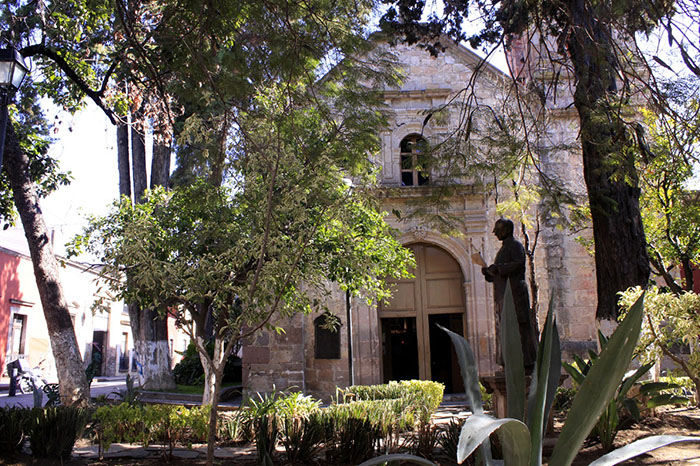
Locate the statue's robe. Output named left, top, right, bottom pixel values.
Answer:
left=483, top=236, right=539, bottom=370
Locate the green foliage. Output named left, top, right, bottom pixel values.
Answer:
left=228, top=391, right=322, bottom=443
left=26, top=406, right=90, bottom=460
left=280, top=412, right=325, bottom=464
left=1, top=0, right=115, bottom=112
left=405, top=422, right=442, bottom=460
left=552, top=387, right=577, bottom=413
left=438, top=418, right=465, bottom=465
left=660, top=374, right=696, bottom=396
left=0, top=88, right=71, bottom=228
left=232, top=391, right=324, bottom=464
left=619, top=286, right=700, bottom=405
left=563, top=330, right=688, bottom=451
left=443, top=288, right=699, bottom=466
left=0, top=407, right=29, bottom=452
left=254, top=414, right=279, bottom=465
left=222, top=382, right=443, bottom=462
left=71, top=175, right=414, bottom=460
left=173, top=341, right=241, bottom=385
left=92, top=403, right=209, bottom=457
left=326, top=398, right=414, bottom=433
left=340, top=380, right=444, bottom=424
left=480, top=382, right=494, bottom=411
left=637, top=103, right=700, bottom=292
left=324, top=415, right=380, bottom=464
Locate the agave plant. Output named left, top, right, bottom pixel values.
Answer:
left=442, top=285, right=698, bottom=466
left=359, top=285, right=698, bottom=466
left=563, top=330, right=689, bottom=451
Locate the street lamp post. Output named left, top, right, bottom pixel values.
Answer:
left=0, top=46, right=29, bottom=170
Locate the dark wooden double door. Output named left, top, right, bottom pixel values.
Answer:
left=380, top=243, right=466, bottom=393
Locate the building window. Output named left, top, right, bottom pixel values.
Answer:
left=119, top=332, right=129, bottom=372
left=314, top=314, right=341, bottom=359
left=400, top=135, right=429, bottom=186
left=8, top=313, right=27, bottom=359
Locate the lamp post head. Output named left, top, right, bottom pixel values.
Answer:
left=0, top=46, right=28, bottom=93
left=0, top=46, right=28, bottom=170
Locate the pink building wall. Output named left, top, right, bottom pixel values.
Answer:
left=0, top=247, right=44, bottom=373
left=1, top=245, right=131, bottom=381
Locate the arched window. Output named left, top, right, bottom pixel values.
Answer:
left=400, top=135, right=429, bottom=186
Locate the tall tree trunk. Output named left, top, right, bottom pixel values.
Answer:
left=117, top=120, right=131, bottom=199
left=127, top=303, right=176, bottom=390
left=3, top=123, right=90, bottom=406
left=123, top=113, right=176, bottom=390
left=130, top=110, right=147, bottom=204
left=195, top=331, right=227, bottom=466
left=150, top=141, right=170, bottom=189
left=566, top=0, right=650, bottom=321
left=681, top=258, right=694, bottom=292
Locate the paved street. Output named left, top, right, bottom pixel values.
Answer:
left=0, top=377, right=128, bottom=407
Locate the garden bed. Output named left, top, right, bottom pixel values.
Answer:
left=1, top=407, right=698, bottom=465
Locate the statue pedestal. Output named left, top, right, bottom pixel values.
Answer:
left=481, top=375, right=508, bottom=418
left=481, top=373, right=567, bottom=435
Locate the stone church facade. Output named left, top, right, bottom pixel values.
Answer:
left=242, top=40, right=598, bottom=399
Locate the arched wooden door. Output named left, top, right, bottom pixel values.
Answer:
left=379, top=243, right=466, bottom=393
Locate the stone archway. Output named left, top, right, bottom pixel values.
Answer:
left=379, top=243, right=466, bottom=393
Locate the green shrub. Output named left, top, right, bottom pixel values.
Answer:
left=661, top=374, right=696, bottom=398
left=93, top=403, right=209, bottom=457
left=405, top=422, right=441, bottom=460
left=564, top=331, right=689, bottom=451
left=273, top=391, right=321, bottom=418
left=553, top=386, right=577, bottom=413
left=324, top=415, right=379, bottom=464
left=147, top=404, right=210, bottom=456
left=26, top=407, right=90, bottom=459
left=339, top=380, right=444, bottom=425
left=94, top=403, right=146, bottom=453
left=281, top=412, right=324, bottom=464
left=0, top=407, right=29, bottom=452
left=230, top=390, right=322, bottom=444
left=479, top=382, right=493, bottom=411
left=173, top=341, right=241, bottom=385
left=438, top=417, right=464, bottom=465
left=254, top=413, right=278, bottom=465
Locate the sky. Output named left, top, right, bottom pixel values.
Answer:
left=0, top=103, right=120, bottom=259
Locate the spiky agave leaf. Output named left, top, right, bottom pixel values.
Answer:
left=588, top=435, right=700, bottom=466
left=455, top=414, right=530, bottom=466
left=502, top=280, right=525, bottom=421
left=357, top=453, right=439, bottom=466
left=438, top=324, right=495, bottom=464
left=548, top=293, right=645, bottom=466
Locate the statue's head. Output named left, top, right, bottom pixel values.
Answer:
left=493, top=218, right=514, bottom=240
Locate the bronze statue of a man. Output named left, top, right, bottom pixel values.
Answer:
left=482, top=218, right=538, bottom=371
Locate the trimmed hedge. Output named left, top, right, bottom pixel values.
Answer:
left=93, top=403, right=209, bottom=456
left=339, top=380, right=444, bottom=424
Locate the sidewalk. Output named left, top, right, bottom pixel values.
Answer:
left=0, top=377, right=131, bottom=407
left=0, top=378, right=242, bottom=408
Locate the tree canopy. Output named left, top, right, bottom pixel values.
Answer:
left=638, top=91, right=700, bottom=293
left=379, top=0, right=700, bottom=320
